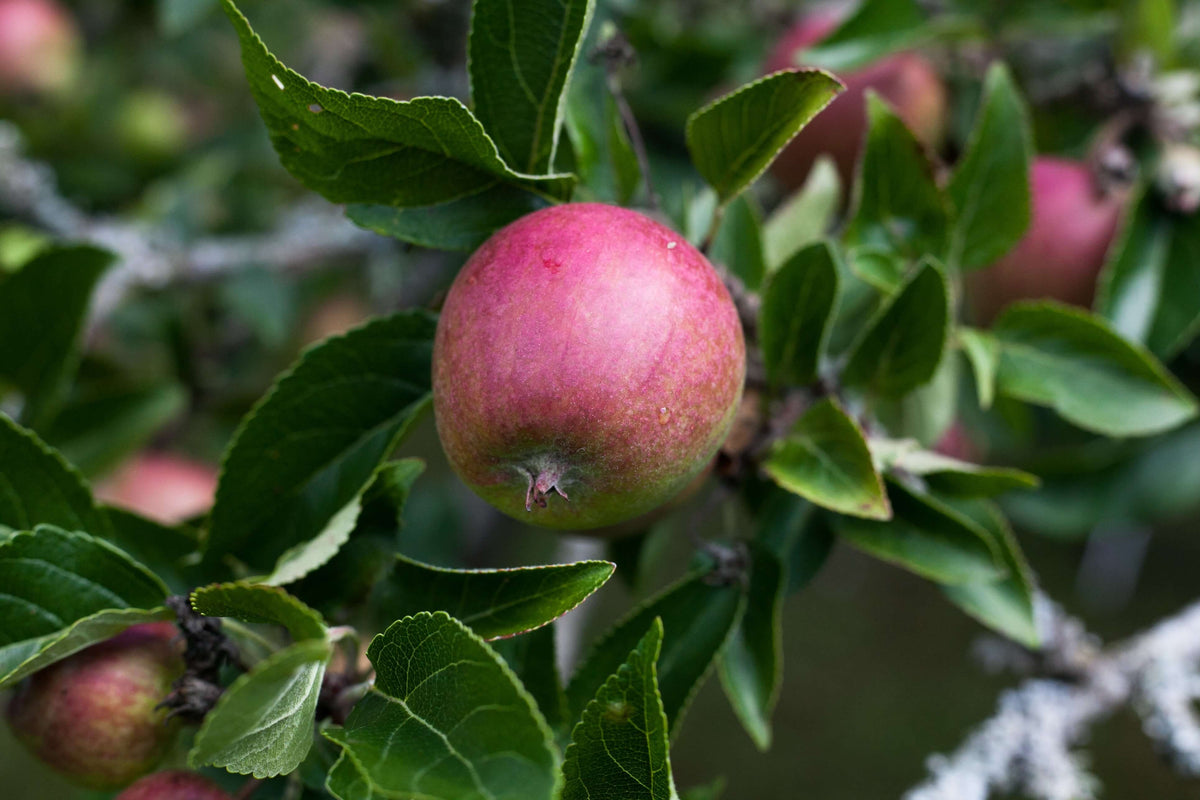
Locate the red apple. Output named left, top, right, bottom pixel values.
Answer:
left=95, top=453, right=218, bottom=525
left=966, top=157, right=1125, bottom=325
left=764, top=8, right=946, bottom=191
left=6, top=623, right=184, bottom=789
left=0, top=0, right=80, bottom=97
left=433, top=203, right=745, bottom=531
left=115, top=770, right=234, bottom=800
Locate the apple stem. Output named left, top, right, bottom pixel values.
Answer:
left=525, top=467, right=569, bottom=511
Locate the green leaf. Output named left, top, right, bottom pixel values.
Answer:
left=759, top=241, right=840, bottom=387
left=802, top=0, right=932, bottom=71
left=604, top=92, right=642, bottom=205
left=763, top=157, right=841, bottom=271
left=468, top=0, right=594, bottom=174
left=832, top=480, right=1005, bottom=585
left=206, top=311, right=435, bottom=571
left=561, top=618, right=675, bottom=800
left=189, top=637, right=332, bottom=777
left=958, top=327, right=999, bottom=409
left=324, top=612, right=559, bottom=800
left=566, top=568, right=745, bottom=734
left=191, top=583, right=326, bottom=642
left=376, top=556, right=614, bottom=640
left=0, top=246, right=113, bottom=427
left=0, top=414, right=112, bottom=538
left=763, top=398, right=890, bottom=520
left=992, top=302, right=1198, bottom=437
left=0, top=525, right=169, bottom=687
left=849, top=246, right=906, bottom=294
left=1097, top=185, right=1200, bottom=359
left=845, top=94, right=949, bottom=259
left=686, top=70, right=843, bottom=203
left=220, top=0, right=572, bottom=207
left=946, top=63, right=1033, bottom=271
left=841, top=259, right=949, bottom=397
left=346, top=183, right=550, bottom=252
left=710, top=195, right=766, bottom=291
left=717, top=542, right=785, bottom=750
left=40, top=383, right=187, bottom=478
left=880, top=441, right=1039, bottom=497
left=941, top=498, right=1038, bottom=648
left=491, top=624, right=568, bottom=732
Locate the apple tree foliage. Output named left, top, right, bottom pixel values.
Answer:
left=2, top=0, right=1200, bottom=797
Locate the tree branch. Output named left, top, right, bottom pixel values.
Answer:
left=0, top=121, right=385, bottom=323
left=906, top=596, right=1200, bottom=800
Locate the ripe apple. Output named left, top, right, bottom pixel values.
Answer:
left=764, top=8, right=947, bottom=191
left=94, top=453, right=218, bottom=525
left=115, top=771, right=234, bottom=800
left=433, top=203, right=746, bottom=531
left=966, top=157, right=1126, bottom=325
left=6, top=623, right=184, bottom=789
left=0, top=0, right=80, bottom=97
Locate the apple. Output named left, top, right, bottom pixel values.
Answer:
left=0, top=0, right=80, bottom=97
left=764, top=8, right=947, bottom=191
left=433, top=203, right=746, bottom=531
left=115, top=771, right=234, bottom=800
left=6, top=623, right=184, bottom=789
left=966, top=157, right=1126, bottom=325
left=94, top=453, right=219, bottom=525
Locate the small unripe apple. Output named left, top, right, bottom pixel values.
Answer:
left=764, top=8, right=947, bottom=191
left=6, top=623, right=184, bottom=789
left=0, top=0, right=80, bottom=97
left=95, top=453, right=219, bottom=525
left=966, top=157, right=1125, bottom=325
left=115, top=770, right=234, bottom=800
left=433, top=203, right=745, bottom=531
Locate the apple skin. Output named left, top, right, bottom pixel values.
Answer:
left=115, top=771, right=234, bottom=800
left=765, top=9, right=946, bottom=191
left=966, top=157, right=1125, bottom=326
left=95, top=453, right=218, bottom=525
left=0, top=0, right=80, bottom=97
left=433, top=203, right=745, bottom=531
left=6, top=623, right=184, bottom=790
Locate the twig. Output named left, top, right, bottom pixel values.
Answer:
left=0, top=121, right=385, bottom=324
left=906, top=596, right=1200, bottom=800
left=590, top=30, right=660, bottom=212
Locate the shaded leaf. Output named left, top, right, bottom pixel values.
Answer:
left=325, top=612, right=559, bottom=800
left=846, top=94, right=949, bottom=259
left=946, top=63, right=1033, bottom=271
left=0, top=525, right=168, bottom=687
left=841, top=259, right=949, bottom=397
left=887, top=446, right=1039, bottom=497
left=377, top=556, right=614, bottom=640
left=0, top=246, right=113, bottom=427
left=566, top=568, right=745, bottom=734
left=206, top=312, right=435, bottom=571
left=221, top=0, right=572, bottom=207
left=717, top=542, right=785, bottom=750
left=958, top=327, right=999, bottom=409
left=941, top=498, right=1038, bottom=648
left=710, top=195, right=766, bottom=291
left=686, top=70, right=843, bottom=202
left=561, top=619, right=674, bottom=800
left=992, top=302, right=1198, bottom=437
left=802, top=0, right=932, bottom=71
left=468, top=0, right=594, bottom=173
left=759, top=241, right=840, bottom=388
left=346, top=183, right=550, bottom=252
left=763, top=156, right=841, bottom=270
left=491, top=624, right=568, bottom=732
left=763, top=398, right=890, bottom=519
left=832, top=480, right=1004, bottom=585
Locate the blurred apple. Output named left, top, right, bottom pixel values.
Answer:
left=764, top=7, right=946, bottom=191
left=95, top=453, right=218, bottom=525
left=0, top=0, right=80, bottom=98
left=966, top=157, right=1126, bottom=325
